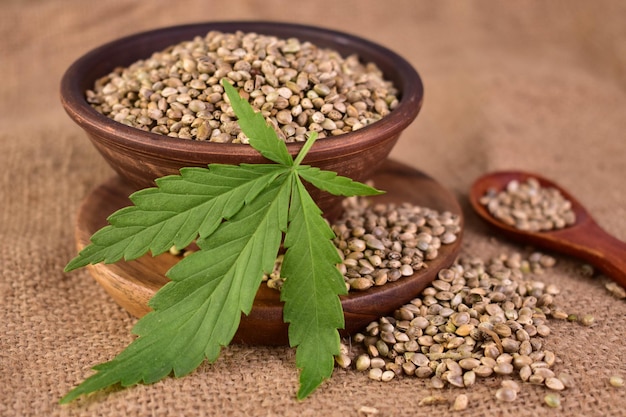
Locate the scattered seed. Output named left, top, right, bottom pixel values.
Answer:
left=451, top=394, right=468, bottom=411
left=544, top=393, right=561, bottom=408
left=431, top=376, right=445, bottom=389
left=495, top=387, right=517, bottom=402
left=610, top=375, right=624, bottom=387
left=335, top=354, right=351, bottom=369
left=545, top=377, right=565, bottom=391
left=419, top=395, right=448, bottom=406
left=501, top=379, right=521, bottom=392
left=605, top=282, right=626, bottom=299
left=550, top=309, right=569, bottom=320
left=543, top=351, right=556, bottom=367
left=446, top=373, right=465, bottom=388
left=368, top=368, right=383, bottom=381
left=494, top=363, right=514, bottom=376
left=579, top=314, right=595, bottom=327
left=355, top=354, right=371, bottom=371
left=519, top=365, right=532, bottom=382
left=357, top=406, right=379, bottom=416
left=459, top=358, right=481, bottom=370
left=370, top=357, right=385, bottom=369
left=463, top=370, right=476, bottom=387
left=381, top=370, right=396, bottom=382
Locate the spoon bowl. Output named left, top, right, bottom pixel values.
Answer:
left=470, top=170, right=626, bottom=288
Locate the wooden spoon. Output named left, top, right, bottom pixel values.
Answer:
left=469, top=170, right=626, bottom=288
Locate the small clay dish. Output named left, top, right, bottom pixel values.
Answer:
left=60, top=21, right=424, bottom=220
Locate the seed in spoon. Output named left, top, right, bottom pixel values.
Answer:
left=479, top=177, right=576, bottom=232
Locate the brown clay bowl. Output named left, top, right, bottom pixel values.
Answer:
left=59, top=21, right=423, bottom=220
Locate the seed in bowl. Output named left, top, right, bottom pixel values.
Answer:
left=259, top=196, right=462, bottom=292
left=86, top=30, right=399, bottom=143
left=479, top=177, right=576, bottom=232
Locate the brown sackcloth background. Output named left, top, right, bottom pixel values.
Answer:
left=2, top=1, right=626, bottom=416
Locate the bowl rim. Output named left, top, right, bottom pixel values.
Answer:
left=60, top=21, right=424, bottom=163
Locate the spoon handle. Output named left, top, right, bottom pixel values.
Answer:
left=568, top=221, right=626, bottom=288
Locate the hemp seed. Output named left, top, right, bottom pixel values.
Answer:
left=610, top=375, right=625, bottom=388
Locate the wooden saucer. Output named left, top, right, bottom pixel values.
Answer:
left=75, top=159, right=463, bottom=345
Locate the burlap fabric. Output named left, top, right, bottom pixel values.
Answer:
left=2, top=1, right=625, bottom=416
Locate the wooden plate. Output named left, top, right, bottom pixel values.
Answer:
left=75, top=159, right=463, bottom=345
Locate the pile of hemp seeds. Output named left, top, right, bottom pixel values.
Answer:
left=86, top=30, right=399, bottom=143
left=337, top=251, right=582, bottom=411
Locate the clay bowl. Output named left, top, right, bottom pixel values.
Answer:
left=60, top=21, right=423, bottom=220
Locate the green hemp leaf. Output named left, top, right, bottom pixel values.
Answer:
left=60, top=79, right=383, bottom=404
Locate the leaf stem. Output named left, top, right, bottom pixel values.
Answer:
left=293, top=132, right=318, bottom=167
